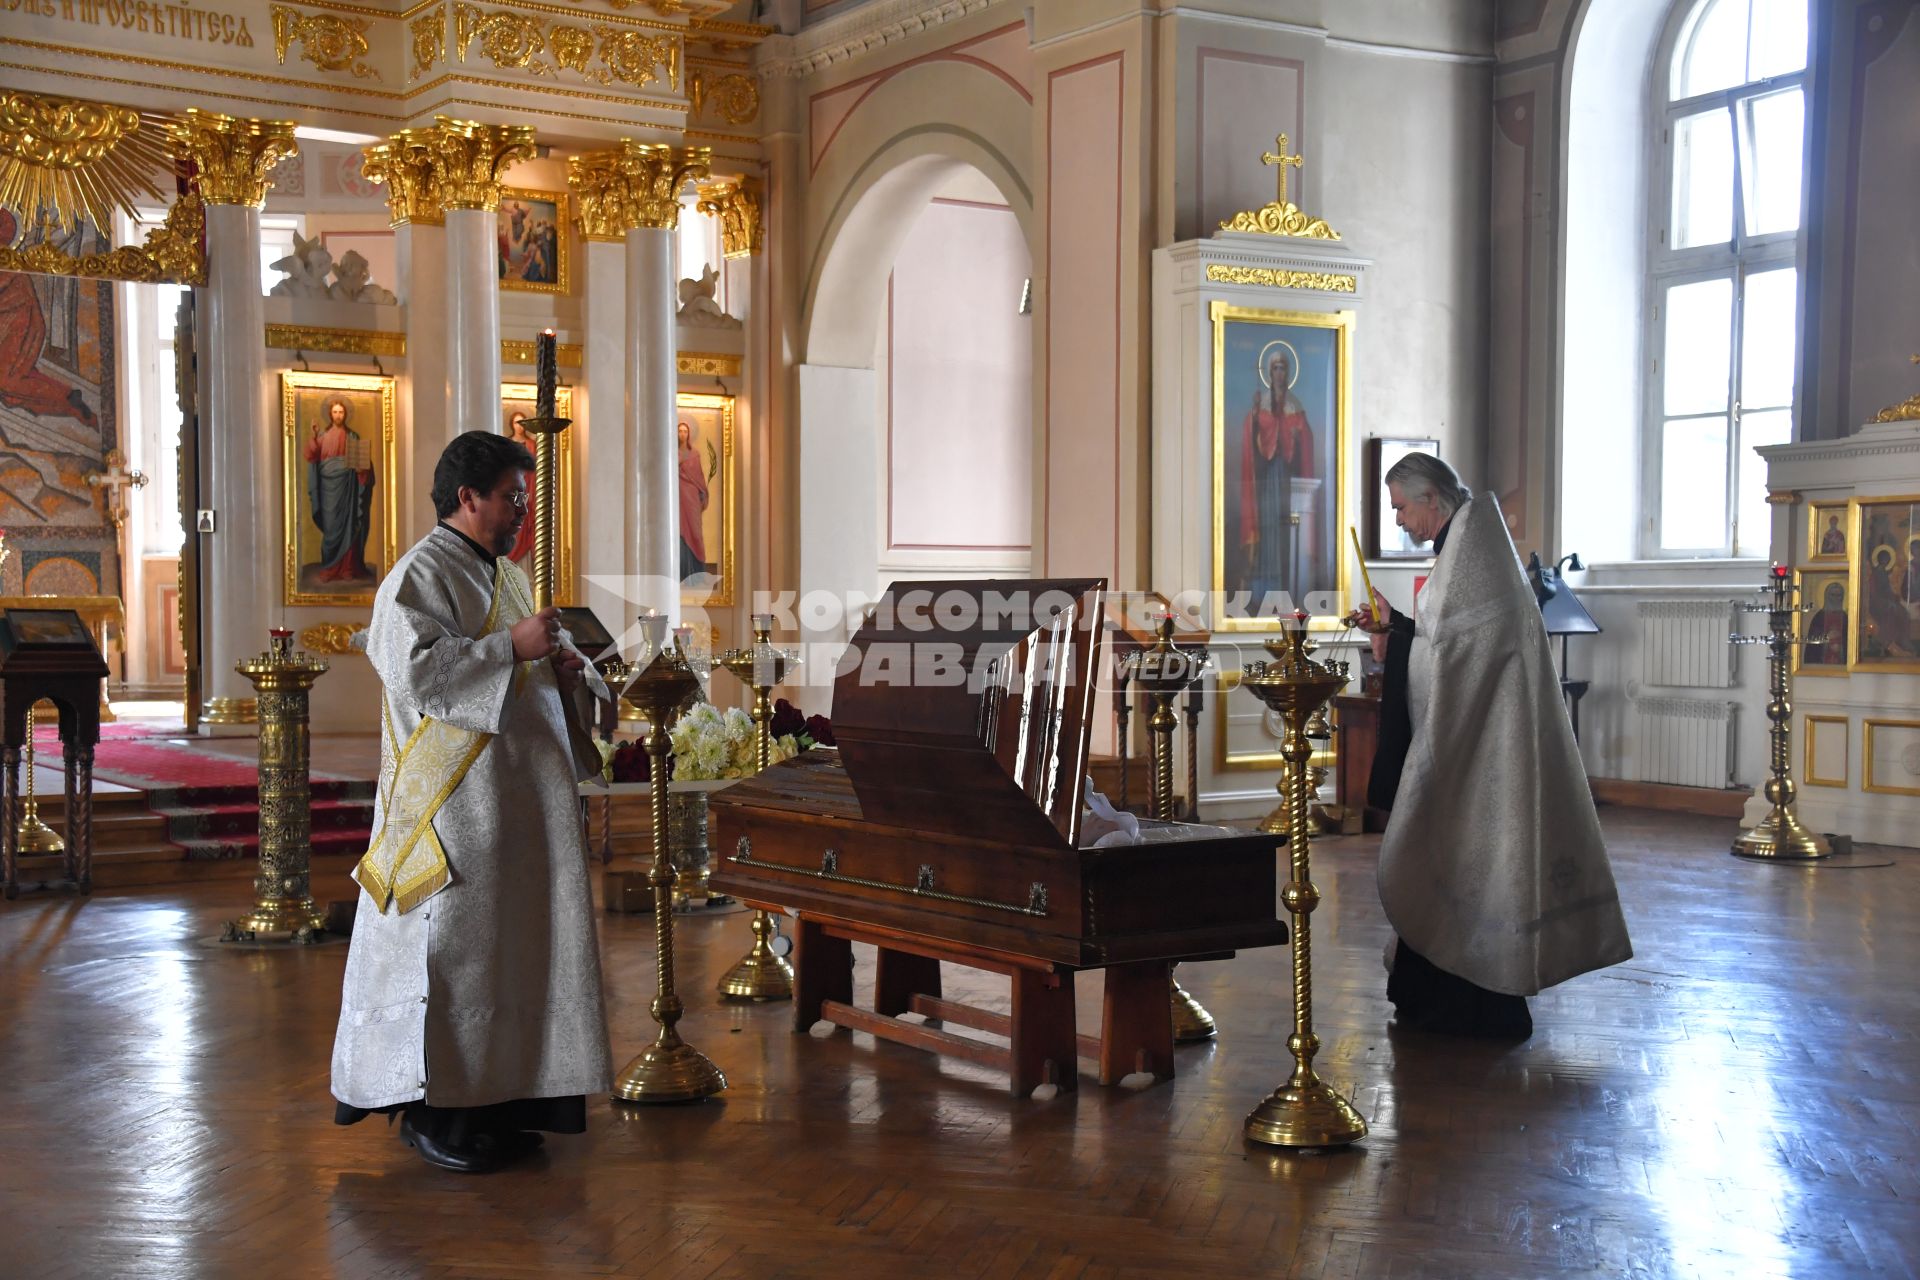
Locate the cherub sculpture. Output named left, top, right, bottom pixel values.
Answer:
left=675, top=263, right=741, bottom=330
left=268, top=231, right=333, bottom=299
left=328, top=249, right=397, bottom=305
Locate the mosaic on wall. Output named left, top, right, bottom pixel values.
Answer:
left=0, top=211, right=119, bottom=597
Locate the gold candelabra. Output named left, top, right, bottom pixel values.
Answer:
left=1237, top=615, right=1367, bottom=1148
left=0, top=535, right=58, bottom=858
left=1730, top=567, right=1830, bottom=861
left=14, top=703, right=65, bottom=857
left=1120, top=613, right=1216, bottom=1043
left=713, top=613, right=797, bottom=1001
left=611, top=614, right=727, bottom=1103
left=222, top=628, right=330, bottom=942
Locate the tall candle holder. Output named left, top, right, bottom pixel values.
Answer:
left=1120, top=613, right=1216, bottom=1042
left=713, top=613, right=797, bottom=1001
left=520, top=329, right=568, bottom=610
left=611, top=614, right=727, bottom=1103
left=13, top=703, right=64, bottom=857
left=221, top=628, right=331, bottom=943
left=1730, top=566, right=1830, bottom=861
left=1238, top=614, right=1367, bottom=1148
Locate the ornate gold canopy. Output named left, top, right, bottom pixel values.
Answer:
left=0, top=92, right=304, bottom=285
left=0, top=90, right=173, bottom=243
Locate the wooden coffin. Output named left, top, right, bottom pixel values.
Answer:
left=708, top=579, right=1286, bottom=969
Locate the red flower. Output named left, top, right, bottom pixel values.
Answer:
left=804, top=713, right=835, bottom=748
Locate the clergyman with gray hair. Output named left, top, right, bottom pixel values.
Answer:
left=1344, top=451, right=1631, bottom=1039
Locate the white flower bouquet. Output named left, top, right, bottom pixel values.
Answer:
left=666, top=703, right=805, bottom=780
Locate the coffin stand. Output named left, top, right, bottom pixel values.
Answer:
left=709, top=579, right=1287, bottom=1096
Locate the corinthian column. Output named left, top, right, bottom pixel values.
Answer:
left=367, top=117, right=534, bottom=439
left=167, top=111, right=299, bottom=730
left=365, top=131, right=444, bottom=540
left=569, top=159, right=632, bottom=635
left=570, top=142, right=710, bottom=627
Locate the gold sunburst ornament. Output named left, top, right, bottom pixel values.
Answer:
left=0, top=90, right=173, bottom=242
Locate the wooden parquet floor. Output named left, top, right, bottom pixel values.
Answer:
left=1, top=807, right=1915, bottom=1279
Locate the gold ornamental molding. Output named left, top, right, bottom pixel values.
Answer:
left=0, top=90, right=173, bottom=238
left=679, top=350, right=740, bottom=377
left=168, top=109, right=300, bottom=208
left=687, top=66, right=759, bottom=126
left=266, top=323, right=407, bottom=356
left=452, top=3, right=681, bottom=90
left=298, top=622, right=364, bottom=655
left=1218, top=133, right=1342, bottom=242
left=1205, top=264, right=1356, bottom=294
left=695, top=175, right=761, bottom=258
left=503, top=337, right=582, bottom=366
left=568, top=141, right=710, bottom=237
left=271, top=4, right=380, bottom=80
left=362, top=115, right=535, bottom=225
left=686, top=15, right=773, bottom=54
left=1872, top=355, right=1920, bottom=424
left=0, top=191, right=206, bottom=285
left=410, top=10, right=446, bottom=79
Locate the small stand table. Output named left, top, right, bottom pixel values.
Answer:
left=0, top=607, right=109, bottom=898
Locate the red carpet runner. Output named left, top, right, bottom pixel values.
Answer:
left=35, top=731, right=376, bottom=862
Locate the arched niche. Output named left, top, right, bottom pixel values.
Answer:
left=796, top=122, right=1035, bottom=649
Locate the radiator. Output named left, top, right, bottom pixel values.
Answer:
left=1638, top=600, right=1737, bottom=688
left=1629, top=697, right=1738, bottom=789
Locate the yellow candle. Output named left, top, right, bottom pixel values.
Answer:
left=1349, top=527, right=1380, bottom=626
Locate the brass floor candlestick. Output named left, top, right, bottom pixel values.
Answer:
left=1121, top=614, right=1216, bottom=1043
left=714, top=614, right=796, bottom=1001
left=1731, top=567, right=1830, bottom=861
left=15, top=704, right=65, bottom=856
left=1239, top=616, right=1367, bottom=1149
left=612, top=618, right=727, bottom=1103
left=222, top=629, right=330, bottom=942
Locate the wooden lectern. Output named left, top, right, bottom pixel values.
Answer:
left=0, top=608, right=109, bottom=898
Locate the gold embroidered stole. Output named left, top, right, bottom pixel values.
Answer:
left=353, top=558, right=536, bottom=915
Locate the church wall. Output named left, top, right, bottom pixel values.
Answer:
left=1805, top=0, right=1920, bottom=437
left=768, top=0, right=1036, bottom=678
left=877, top=195, right=1032, bottom=577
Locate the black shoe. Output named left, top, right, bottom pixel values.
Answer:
left=399, top=1112, right=502, bottom=1174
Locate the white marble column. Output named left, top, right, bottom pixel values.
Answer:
left=398, top=220, right=447, bottom=541
left=445, top=208, right=501, bottom=435
left=580, top=237, right=631, bottom=634
left=199, top=202, right=271, bottom=730
left=628, top=224, right=679, bottom=627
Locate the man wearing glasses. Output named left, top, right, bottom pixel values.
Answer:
left=331, top=430, right=611, bottom=1173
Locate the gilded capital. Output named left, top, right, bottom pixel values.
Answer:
left=567, top=150, right=629, bottom=242
left=420, top=115, right=537, bottom=212
left=567, top=141, right=710, bottom=236
left=167, top=109, right=299, bottom=208
left=364, top=115, right=537, bottom=226
left=361, top=133, right=442, bottom=226
left=696, top=175, right=762, bottom=258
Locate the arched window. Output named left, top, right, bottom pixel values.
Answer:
left=1649, top=0, right=1807, bottom=556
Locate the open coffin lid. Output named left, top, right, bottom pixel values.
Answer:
left=830, top=578, right=1106, bottom=850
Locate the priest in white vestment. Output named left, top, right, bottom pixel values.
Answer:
left=332, top=430, right=612, bottom=1172
left=1347, top=452, right=1631, bottom=1038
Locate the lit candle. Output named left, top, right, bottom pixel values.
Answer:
left=535, top=328, right=557, bottom=420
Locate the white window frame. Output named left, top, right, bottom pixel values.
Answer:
left=1642, top=0, right=1806, bottom=559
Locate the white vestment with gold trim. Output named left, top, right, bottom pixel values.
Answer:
left=331, top=525, right=612, bottom=1110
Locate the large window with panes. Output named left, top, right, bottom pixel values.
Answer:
left=1648, top=0, right=1806, bottom=557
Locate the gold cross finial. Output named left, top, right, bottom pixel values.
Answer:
left=1260, top=133, right=1305, bottom=207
